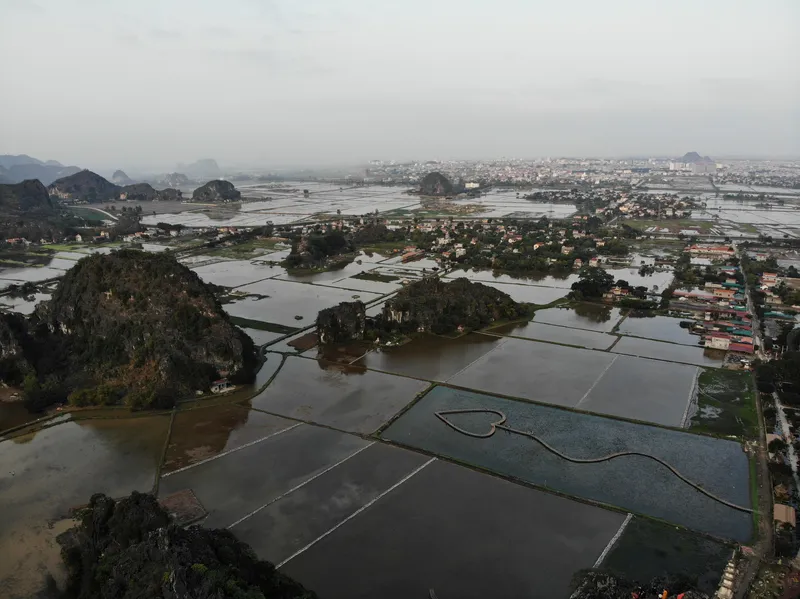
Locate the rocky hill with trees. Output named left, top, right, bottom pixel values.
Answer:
left=316, top=278, right=527, bottom=342
left=284, top=229, right=353, bottom=270
left=192, top=180, right=241, bottom=202
left=119, top=182, right=164, bottom=202
left=419, top=171, right=454, bottom=196
left=0, top=178, right=53, bottom=212
left=379, top=277, right=527, bottom=334
left=0, top=179, right=80, bottom=240
left=59, top=491, right=317, bottom=599
left=49, top=169, right=120, bottom=202
left=317, top=301, right=366, bottom=343
left=1, top=250, right=257, bottom=411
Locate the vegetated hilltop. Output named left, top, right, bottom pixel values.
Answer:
left=0, top=153, right=81, bottom=185
left=49, top=169, right=120, bottom=202
left=419, top=171, right=454, bottom=196
left=60, top=492, right=317, bottom=599
left=0, top=179, right=76, bottom=240
left=316, top=278, right=527, bottom=342
left=381, top=277, right=527, bottom=334
left=284, top=228, right=353, bottom=270
left=192, top=179, right=241, bottom=202
left=0, top=178, right=53, bottom=212
left=0, top=250, right=257, bottom=411
left=120, top=182, right=178, bottom=202
left=317, top=301, right=366, bottom=344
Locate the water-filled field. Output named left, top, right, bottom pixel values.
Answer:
left=382, top=386, right=752, bottom=541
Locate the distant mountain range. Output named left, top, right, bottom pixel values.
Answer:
left=0, top=154, right=82, bottom=185
left=176, top=158, right=221, bottom=180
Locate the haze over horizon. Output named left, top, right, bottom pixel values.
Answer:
left=1, top=0, right=798, bottom=171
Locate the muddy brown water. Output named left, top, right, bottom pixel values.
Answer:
left=0, top=417, right=169, bottom=599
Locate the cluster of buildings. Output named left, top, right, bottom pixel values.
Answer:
left=668, top=246, right=755, bottom=356
left=611, top=192, right=695, bottom=219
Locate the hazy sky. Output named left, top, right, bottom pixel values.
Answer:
left=2, top=0, right=798, bottom=170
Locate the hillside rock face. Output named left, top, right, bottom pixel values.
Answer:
left=119, top=182, right=161, bottom=201
left=159, top=187, right=183, bottom=200
left=0, top=180, right=74, bottom=241
left=420, top=171, right=454, bottom=196
left=112, top=169, right=133, bottom=185
left=192, top=180, right=241, bottom=202
left=317, top=301, right=366, bottom=344
left=60, top=492, right=317, bottom=599
left=0, top=179, right=53, bottom=211
left=0, top=313, right=36, bottom=384
left=5, top=250, right=257, bottom=410
left=49, top=169, right=120, bottom=202
left=382, top=277, right=526, bottom=334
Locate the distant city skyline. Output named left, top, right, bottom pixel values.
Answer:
left=1, top=0, right=798, bottom=169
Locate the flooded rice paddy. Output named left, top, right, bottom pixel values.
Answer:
left=611, top=336, right=726, bottom=368
left=447, top=337, right=698, bottom=426
left=0, top=416, right=169, bottom=598
left=531, top=303, right=624, bottom=332
left=447, top=267, right=673, bottom=291
left=252, top=356, right=429, bottom=434
left=356, top=333, right=503, bottom=381
left=489, top=321, right=617, bottom=350
left=162, top=404, right=296, bottom=473
left=617, top=314, right=703, bottom=346
left=281, top=458, right=624, bottom=599
left=382, top=386, right=752, bottom=541
left=225, top=279, right=381, bottom=327
left=192, top=259, right=279, bottom=287
left=159, top=424, right=369, bottom=528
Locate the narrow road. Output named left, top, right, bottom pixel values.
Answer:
left=733, top=241, right=774, bottom=596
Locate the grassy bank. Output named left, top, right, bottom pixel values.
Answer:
left=690, top=368, right=758, bottom=439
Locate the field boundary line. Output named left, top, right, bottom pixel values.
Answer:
left=445, top=339, right=507, bottom=382
left=575, top=354, right=618, bottom=408
left=161, top=422, right=302, bottom=478
left=227, top=441, right=376, bottom=529
left=276, top=457, right=437, bottom=568
left=592, top=513, right=633, bottom=568
left=681, top=366, right=702, bottom=428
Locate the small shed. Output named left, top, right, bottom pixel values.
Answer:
left=774, top=504, right=796, bottom=528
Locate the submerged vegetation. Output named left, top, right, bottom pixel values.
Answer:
left=690, top=369, right=757, bottom=438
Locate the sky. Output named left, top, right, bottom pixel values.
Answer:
left=1, top=0, right=798, bottom=171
